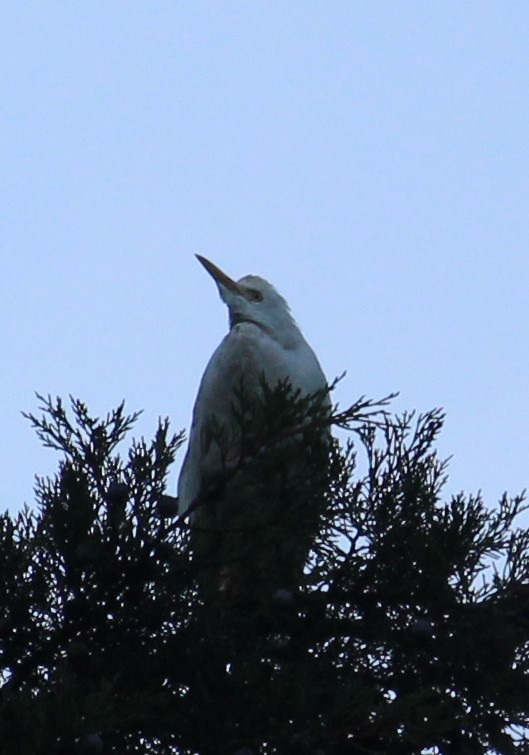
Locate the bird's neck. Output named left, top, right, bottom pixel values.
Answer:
left=229, top=312, right=303, bottom=350
left=230, top=312, right=261, bottom=329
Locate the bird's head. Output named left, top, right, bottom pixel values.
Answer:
left=196, top=255, right=302, bottom=347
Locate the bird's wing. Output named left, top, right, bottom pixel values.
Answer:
left=177, top=322, right=327, bottom=515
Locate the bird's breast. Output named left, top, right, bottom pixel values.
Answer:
left=202, top=321, right=327, bottom=404
left=177, top=320, right=328, bottom=515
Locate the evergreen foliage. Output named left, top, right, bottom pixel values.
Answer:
left=0, top=388, right=528, bottom=754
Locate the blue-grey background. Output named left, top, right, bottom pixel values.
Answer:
left=1, top=2, right=527, bottom=512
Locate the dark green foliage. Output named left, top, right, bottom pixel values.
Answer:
left=190, top=378, right=333, bottom=603
left=0, top=389, right=527, bottom=754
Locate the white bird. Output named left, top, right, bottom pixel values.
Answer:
left=178, top=255, right=330, bottom=599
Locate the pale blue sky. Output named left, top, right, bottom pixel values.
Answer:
left=1, top=2, right=528, bottom=512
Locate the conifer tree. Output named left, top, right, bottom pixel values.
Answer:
left=0, top=387, right=527, bottom=754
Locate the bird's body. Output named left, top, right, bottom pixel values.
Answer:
left=178, top=257, right=330, bottom=600
left=178, top=286, right=328, bottom=514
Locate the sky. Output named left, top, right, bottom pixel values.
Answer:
left=1, top=2, right=528, bottom=516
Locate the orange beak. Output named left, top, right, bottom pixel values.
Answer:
left=195, top=255, right=243, bottom=295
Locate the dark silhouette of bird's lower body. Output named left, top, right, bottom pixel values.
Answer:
left=191, top=435, right=330, bottom=606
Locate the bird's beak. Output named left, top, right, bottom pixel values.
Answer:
left=195, top=255, right=243, bottom=295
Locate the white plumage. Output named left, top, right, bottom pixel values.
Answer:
left=178, top=256, right=329, bottom=599
left=178, top=256, right=328, bottom=516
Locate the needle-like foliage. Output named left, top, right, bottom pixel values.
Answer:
left=0, top=388, right=527, bottom=754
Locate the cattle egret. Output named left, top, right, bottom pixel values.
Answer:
left=178, top=255, right=330, bottom=599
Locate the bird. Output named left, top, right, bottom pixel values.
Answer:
left=178, top=255, right=330, bottom=602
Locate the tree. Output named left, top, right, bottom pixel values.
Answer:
left=0, top=387, right=527, bottom=754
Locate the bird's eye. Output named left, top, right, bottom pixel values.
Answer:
left=247, top=289, right=263, bottom=302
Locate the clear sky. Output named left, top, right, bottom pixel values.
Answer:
left=1, top=2, right=528, bottom=514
